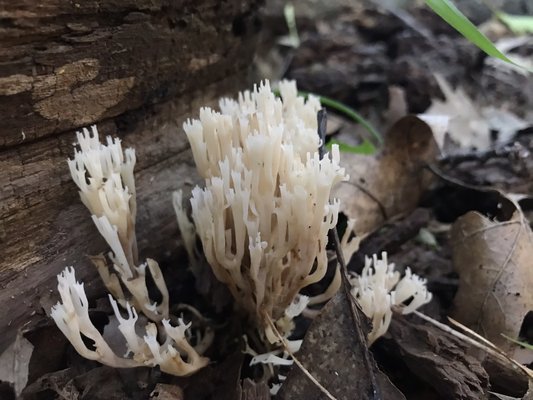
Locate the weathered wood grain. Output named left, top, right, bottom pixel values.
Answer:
left=0, top=0, right=261, bottom=352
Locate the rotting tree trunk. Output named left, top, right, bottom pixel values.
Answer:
left=0, top=0, right=261, bottom=352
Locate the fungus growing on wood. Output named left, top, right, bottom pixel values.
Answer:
left=67, top=127, right=168, bottom=321
left=350, top=252, right=432, bottom=344
left=177, top=80, right=348, bottom=341
left=51, top=267, right=208, bottom=375
left=52, top=128, right=208, bottom=376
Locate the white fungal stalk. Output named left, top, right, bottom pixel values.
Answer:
left=350, top=252, right=432, bottom=344
left=67, top=126, right=168, bottom=321
left=178, top=80, right=348, bottom=341
left=51, top=268, right=208, bottom=376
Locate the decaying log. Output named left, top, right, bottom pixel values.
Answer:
left=0, top=0, right=261, bottom=352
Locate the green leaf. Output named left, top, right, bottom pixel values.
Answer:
left=425, top=0, right=515, bottom=64
left=326, top=139, right=377, bottom=155
left=497, top=13, right=533, bottom=35
left=316, top=94, right=383, bottom=145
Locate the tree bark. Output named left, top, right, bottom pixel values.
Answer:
left=0, top=0, right=261, bottom=352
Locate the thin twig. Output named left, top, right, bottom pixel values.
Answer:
left=413, top=311, right=533, bottom=379
left=265, top=314, right=337, bottom=400
left=447, top=316, right=504, bottom=352
left=447, top=316, right=533, bottom=377
left=318, top=109, right=382, bottom=400
left=438, top=142, right=529, bottom=166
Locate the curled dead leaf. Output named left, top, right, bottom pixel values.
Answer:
left=334, top=115, right=439, bottom=236
left=451, top=193, right=533, bottom=356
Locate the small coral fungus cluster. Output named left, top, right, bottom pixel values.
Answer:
left=51, top=80, right=431, bottom=379
left=349, top=252, right=432, bottom=344
left=52, top=129, right=208, bottom=376
left=175, top=80, right=347, bottom=342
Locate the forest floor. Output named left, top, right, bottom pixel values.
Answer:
left=2, top=1, right=532, bottom=399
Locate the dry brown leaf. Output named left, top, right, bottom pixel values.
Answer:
left=238, top=379, right=270, bottom=400
left=451, top=194, right=533, bottom=355
left=277, top=292, right=406, bottom=400
left=0, top=332, right=34, bottom=397
left=334, top=115, right=438, bottom=236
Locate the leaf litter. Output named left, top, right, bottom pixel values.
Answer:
left=333, top=115, right=439, bottom=236
left=0, top=331, right=34, bottom=398
left=451, top=190, right=533, bottom=360
left=277, top=292, right=405, bottom=400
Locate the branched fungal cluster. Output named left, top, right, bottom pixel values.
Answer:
left=349, top=252, right=433, bottom=344
left=52, top=127, right=208, bottom=376
left=51, top=80, right=432, bottom=379
left=177, top=80, right=347, bottom=341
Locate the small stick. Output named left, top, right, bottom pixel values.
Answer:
left=447, top=316, right=503, bottom=352
left=446, top=316, right=533, bottom=378
left=318, top=109, right=382, bottom=400
left=438, top=141, right=530, bottom=166
left=266, top=314, right=337, bottom=400
left=413, top=311, right=533, bottom=379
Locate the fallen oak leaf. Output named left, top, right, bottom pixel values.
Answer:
left=333, top=115, right=439, bottom=236
left=451, top=192, right=533, bottom=357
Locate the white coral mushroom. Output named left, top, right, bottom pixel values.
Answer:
left=51, top=268, right=208, bottom=376
left=67, top=126, right=168, bottom=321
left=350, top=252, right=432, bottom=344
left=179, top=80, right=347, bottom=339
left=51, top=267, right=138, bottom=368
left=52, top=127, right=209, bottom=376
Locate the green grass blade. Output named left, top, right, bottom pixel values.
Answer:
left=315, top=94, right=383, bottom=145
left=501, top=334, right=533, bottom=350
left=326, top=138, right=377, bottom=155
left=425, top=0, right=515, bottom=63
left=497, top=13, right=533, bottom=34
left=273, top=88, right=383, bottom=147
